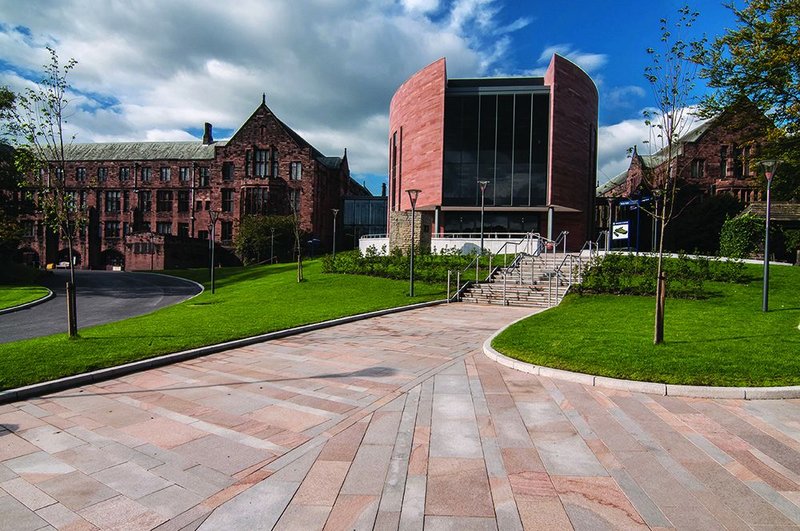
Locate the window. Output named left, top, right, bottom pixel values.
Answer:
left=156, top=221, right=172, bottom=235
left=98, top=167, right=108, bottom=182
left=138, top=190, right=152, bottom=212
left=105, top=191, right=121, bottom=213
left=691, top=159, right=704, bottom=179
left=195, top=200, right=203, bottom=212
left=290, top=162, right=302, bottom=180
left=123, top=222, right=129, bottom=236
left=76, top=167, right=86, bottom=182
left=104, top=221, right=120, bottom=238
left=141, top=221, right=151, bottom=232
left=198, top=230, right=209, bottom=240
left=177, top=190, right=190, bottom=212
left=254, top=149, right=268, bottom=177
left=177, top=223, right=189, bottom=238
left=243, top=187, right=269, bottom=215
left=156, top=190, right=173, bottom=212
left=79, top=191, right=88, bottom=209
left=221, top=221, right=233, bottom=242
left=289, top=189, right=300, bottom=213
left=141, top=167, right=152, bottom=182
left=198, top=167, right=210, bottom=187
left=245, top=150, right=252, bottom=177
left=119, top=167, right=130, bottom=181
left=22, top=220, right=35, bottom=238
left=54, top=167, right=64, bottom=181
left=271, top=150, right=279, bottom=177
left=179, top=167, right=190, bottom=182
left=720, top=146, right=728, bottom=179
left=160, top=167, right=171, bottom=182
left=123, top=191, right=130, bottom=212
left=222, top=189, right=234, bottom=213
left=222, top=162, right=234, bottom=182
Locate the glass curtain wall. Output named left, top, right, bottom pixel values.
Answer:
left=443, top=92, right=548, bottom=207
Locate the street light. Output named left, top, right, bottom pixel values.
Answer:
left=270, top=227, right=275, bottom=264
left=332, top=208, right=339, bottom=259
left=759, top=159, right=780, bottom=312
left=478, top=180, right=489, bottom=280
left=407, top=189, right=421, bottom=297
left=208, top=210, right=221, bottom=294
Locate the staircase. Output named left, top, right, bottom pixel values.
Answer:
left=460, top=253, right=571, bottom=308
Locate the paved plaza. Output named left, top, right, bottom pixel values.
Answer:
left=1, top=303, right=799, bottom=530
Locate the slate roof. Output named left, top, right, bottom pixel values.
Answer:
left=743, top=201, right=800, bottom=221
left=62, top=141, right=224, bottom=161
left=597, top=169, right=628, bottom=195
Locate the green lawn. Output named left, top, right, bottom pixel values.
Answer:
left=0, top=285, right=50, bottom=311
left=492, top=264, right=800, bottom=387
left=0, top=260, right=446, bottom=391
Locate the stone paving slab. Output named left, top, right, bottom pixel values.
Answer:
left=1, top=303, right=799, bottom=529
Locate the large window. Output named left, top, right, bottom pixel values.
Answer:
left=156, top=190, right=173, bottom=212
left=138, top=190, right=152, bottom=212
left=254, top=149, right=269, bottom=178
left=442, top=92, right=549, bottom=207
left=198, top=167, right=210, bottom=187
left=105, top=191, right=121, bottom=213
left=177, top=190, right=190, bottom=212
left=222, top=189, right=234, bottom=213
left=104, top=221, right=120, bottom=238
left=290, top=162, right=302, bottom=180
left=156, top=221, right=172, bottom=235
left=221, top=221, right=233, bottom=242
left=222, top=162, right=234, bottom=182
left=243, top=187, right=269, bottom=215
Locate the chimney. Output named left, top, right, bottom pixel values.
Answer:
left=202, top=122, right=213, bottom=144
left=381, top=182, right=387, bottom=197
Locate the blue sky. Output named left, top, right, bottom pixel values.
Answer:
left=0, top=0, right=735, bottom=193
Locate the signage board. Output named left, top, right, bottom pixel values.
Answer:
left=612, top=221, right=629, bottom=240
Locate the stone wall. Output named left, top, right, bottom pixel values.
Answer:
left=389, top=210, right=433, bottom=253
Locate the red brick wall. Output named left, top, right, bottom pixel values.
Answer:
left=388, top=58, right=447, bottom=213
left=545, top=54, right=599, bottom=248
left=20, top=101, right=362, bottom=269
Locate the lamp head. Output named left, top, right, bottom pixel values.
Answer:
left=406, top=189, right=421, bottom=208
left=759, top=160, right=780, bottom=182
left=478, top=180, right=489, bottom=192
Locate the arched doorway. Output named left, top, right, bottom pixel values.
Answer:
left=101, top=248, right=125, bottom=270
left=57, top=248, right=81, bottom=267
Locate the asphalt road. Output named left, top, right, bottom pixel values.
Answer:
left=0, top=270, right=202, bottom=343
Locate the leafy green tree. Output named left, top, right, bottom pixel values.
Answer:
left=719, top=213, right=765, bottom=258
left=1, top=47, right=83, bottom=336
left=641, top=6, right=706, bottom=344
left=0, top=88, right=24, bottom=258
left=234, top=215, right=294, bottom=265
left=701, top=0, right=800, bottom=199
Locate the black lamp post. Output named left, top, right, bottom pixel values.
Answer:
left=332, top=208, right=339, bottom=259
left=760, top=160, right=780, bottom=312
left=209, top=210, right=220, bottom=294
left=478, top=180, right=489, bottom=279
left=270, top=227, right=275, bottom=264
left=407, top=189, right=421, bottom=297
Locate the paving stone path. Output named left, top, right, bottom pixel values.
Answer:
left=1, top=303, right=799, bottom=530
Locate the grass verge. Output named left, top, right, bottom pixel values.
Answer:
left=492, top=263, right=800, bottom=387
left=0, top=260, right=445, bottom=390
left=0, top=285, right=51, bottom=311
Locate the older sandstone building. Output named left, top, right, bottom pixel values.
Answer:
left=17, top=97, right=369, bottom=269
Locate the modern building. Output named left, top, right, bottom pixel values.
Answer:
left=597, top=102, right=771, bottom=252
left=386, top=54, right=598, bottom=252
left=16, top=97, right=370, bottom=269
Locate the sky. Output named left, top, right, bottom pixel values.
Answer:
left=0, top=0, right=737, bottom=194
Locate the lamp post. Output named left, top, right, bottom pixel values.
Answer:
left=478, top=180, right=489, bottom=280
left=759, top=160, right=780, bottom=312
left=332, top=208, right=339, bottom=259
left=407, top=189, right=421, bottom=297
left=270, top=227, right=275, bottom=264
left=208, top=210, right=220, bottom=294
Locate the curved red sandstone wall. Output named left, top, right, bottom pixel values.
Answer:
left=545, top=54, right=599, bottom=244
left=388, top=58, right=446, bottom=212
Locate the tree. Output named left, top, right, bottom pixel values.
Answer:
left=641, top=6, right=706, bottom=344
left=0, top=88, right=24, bottom=258
left=2, top=47, right=83, bottom=336
left=234, top=214, right=294, bottom=265
left=701, top=0, right=800, bottom=199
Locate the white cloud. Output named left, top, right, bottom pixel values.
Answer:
left=604, top=85, right=646, bottom=109
left=537, top=44, right=608, bottom=75
left=0, top=0, right=531, bottom=191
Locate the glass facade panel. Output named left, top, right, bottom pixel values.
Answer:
left=443, top=92, right=549, bottom=207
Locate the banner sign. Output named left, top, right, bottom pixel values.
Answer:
left=612, top=221, right=629, bottom=240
